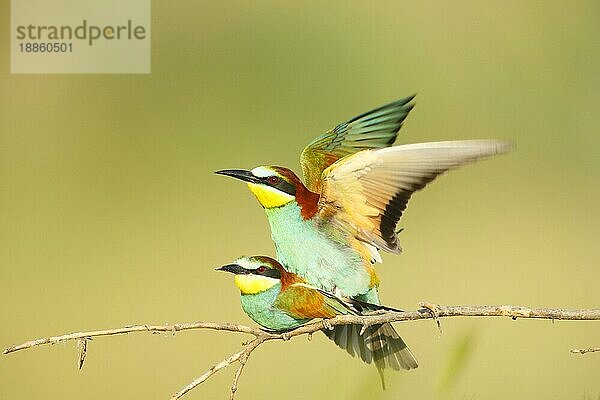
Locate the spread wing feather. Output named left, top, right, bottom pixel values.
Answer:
left=317, top=140, right=511, bottom=253
left=300, top=96, right=416, bottom=192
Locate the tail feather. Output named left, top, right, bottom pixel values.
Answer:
left=324, top=322, right=417, bottom=387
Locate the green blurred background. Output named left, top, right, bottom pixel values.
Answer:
left=1, top=1, right=599, bottom=399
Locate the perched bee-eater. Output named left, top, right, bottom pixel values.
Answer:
left=216, top=96, right=510, bottom=375
left=217, top=255, right=417, bottom=385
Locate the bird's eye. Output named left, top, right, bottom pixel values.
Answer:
left=256, top=266, right=267, bottom=274
left=267, top=176, right=280, bottom=184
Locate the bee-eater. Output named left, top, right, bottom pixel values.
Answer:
left=216, top=96, right=510, bottom=303
left=217, top=255, right=417, bottom=385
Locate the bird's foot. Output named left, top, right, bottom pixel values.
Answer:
left=419, top=301, right=443, bottom=335
left=359, top=323, right=372, bottom=336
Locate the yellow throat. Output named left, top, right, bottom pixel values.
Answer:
left=247, top=183, right=294, bottom=208
left=234, top=274, right=279, bottom=295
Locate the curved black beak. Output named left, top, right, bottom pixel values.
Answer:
left=214, top=169, right=260, bottom=184
left=216, top=264, right=247, bottom=275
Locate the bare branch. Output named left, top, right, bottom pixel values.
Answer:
left=76, top=338, right=88, bottom=369
left=230, top=357, right=247, bottom=400
left=3, top=304, right=599, bottom=399
left=3, top=322, right=263, bottom=355
left=570, top=347, right=600, bottom=355
left=170, top=336, right=266, bottom=400
left=229, top=338, right=264, bottom=400
left=169, top=349, right=246, bottom=400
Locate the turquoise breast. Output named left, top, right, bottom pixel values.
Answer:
left=264, top=202, right=372, bottom=298
left=240, top=283, right=309, bottom=331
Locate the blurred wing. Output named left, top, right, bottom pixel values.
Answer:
left=317, top=140, right=511, bottom=253
left=300, top=95, right=416, bottom=192
left=274, top=283, right=357, bottom=319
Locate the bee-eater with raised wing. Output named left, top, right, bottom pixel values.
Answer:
left=216, top=96, right=510, bottom=375
left=217, top=255, right=417, bottom=385
left=216, top=96, right=509, bottom=300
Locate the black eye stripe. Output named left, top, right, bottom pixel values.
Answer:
left=261, top=176, right=296, bottom=196
left=249, top=267, right=281, bottom=279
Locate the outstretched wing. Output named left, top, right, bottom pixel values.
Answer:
left=300, top=95, right=416, bottom=192
left=316, top=140, right=511, bottom=253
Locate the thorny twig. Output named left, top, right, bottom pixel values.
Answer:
left=570, top=347, right=600, bottom=355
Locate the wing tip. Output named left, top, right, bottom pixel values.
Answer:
left=494, top=139, right=514, bottom=154
left=347, top=94, right=418, bottom=124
